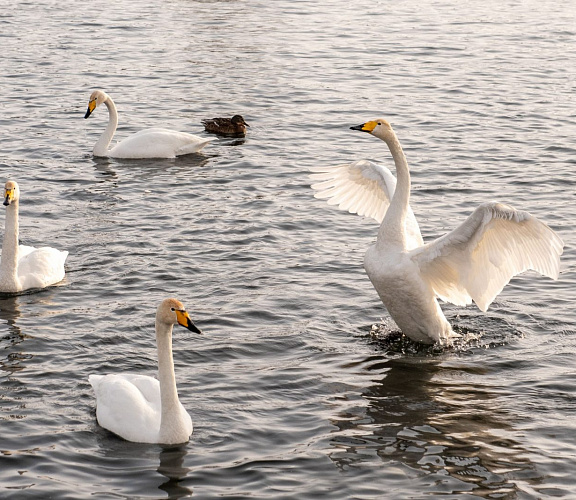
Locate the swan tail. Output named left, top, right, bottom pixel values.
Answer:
left=175, top=138, right=214, bottom=156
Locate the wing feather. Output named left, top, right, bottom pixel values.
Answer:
left=310, top=159, right=423, bottom=248
left=411, top=202, right=563, bottom=311
left=310, top=160, right=394, bottom=223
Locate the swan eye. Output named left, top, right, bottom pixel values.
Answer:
left=171, top=307, right=175, bottom=311
left=377, top=122, right=382, bottom=126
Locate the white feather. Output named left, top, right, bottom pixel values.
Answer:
left=411, top=202, right=563, bottom=311
left=310, top=119, right=563, bottom=344
left=310, top=159, right=423, bottom=249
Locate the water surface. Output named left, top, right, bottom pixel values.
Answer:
left=1, top=0, right=575, bottom=498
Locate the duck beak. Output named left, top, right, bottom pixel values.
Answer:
left=3, top=189, right=13, bottom=206
left=350, top=121, right=377, bottom=133
left=176, top=310, right=202, bottom=334
left=84, top=100, right=96, bottom=119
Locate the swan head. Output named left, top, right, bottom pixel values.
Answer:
left=3, top=180, right=19, bottom=207
left=157, top=298, right=202, bottom=334
left=350, top=118, right=395, bottom=141
left=84, top=90, right=109, bottom=119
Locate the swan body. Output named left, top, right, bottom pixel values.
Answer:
left=89, top=298, right=202, bottom=444
left=311, top=119, right=564, bottom=344
left=84, top=90, right=213, bottom=159
left=0, top=181, right=68, bottom=293
left=202, top=115, right=249, bottom=136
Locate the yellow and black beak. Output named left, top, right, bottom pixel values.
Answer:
left=176, top=309, right=202, bottom=334
left=3, top=188, right=14, bottom=207
left=350, top=120, right=378, bottom=133
left=84, top=99, right=97, bottom=119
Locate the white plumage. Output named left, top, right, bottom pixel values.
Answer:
left=84, top=90, right=213, bottom=159
left=89, top=298, right=202, bottom=445
left=311, top=119, right=563, bottom=344
left=311, top=159, right=423, bottom=250
left=0, top=180, right=68, bottom=293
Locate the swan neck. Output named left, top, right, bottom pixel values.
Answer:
left=155, top=321, right=182, bottom=433
left=0, top=202, right=20, bottom=287
left=93, top=98, right=118, bottom=157
left=379, top=132, right=411, bottom=248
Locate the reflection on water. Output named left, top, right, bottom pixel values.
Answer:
left=0, top=295, right=27, bottom=375
left=329, top=353, right=537, bottom=497
left=90, top=156, right=119, bottom=182
left=1, top=0, right=574, bottom=496
left=0, top=295, right=22, bottom=333
left=158, top=444, right=193, bottom=499
left=92, top=428, right=194, bottom=499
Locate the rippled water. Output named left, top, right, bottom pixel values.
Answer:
left=1, top=0, right=575, bottom=498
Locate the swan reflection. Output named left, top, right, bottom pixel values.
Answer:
left=328, top=351, right=535, bottom=497
left=92, top=434, right=193, bottom=498
left=157, top=444, right=193, bottom=499
left=0, top=295, right=27, bottom=375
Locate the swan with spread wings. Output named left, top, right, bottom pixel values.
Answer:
left=310, top=119, right=563, bottom=345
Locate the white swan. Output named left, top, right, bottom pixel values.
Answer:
left=89, top=298, right=202, bottom=444
left=310, top=119, right=564, bottom=345
left=84, top=90, right=213, bottom=159
left=0, top=180, right=68, bottom=293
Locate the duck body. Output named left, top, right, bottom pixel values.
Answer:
left=202, top=115, right=249, bottom=137
left=84, top=90, right=213, bottom=159
left=0, top=181, right=68, bottom=293
left=311, top=119, right=563, bottom=345
left=89, top=298, right=202, bottom=445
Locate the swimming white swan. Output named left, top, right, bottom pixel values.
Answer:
left=84, top=90, right=213, bottom=159
left=310, top=119, right=564, bottom=345
left=0, top=180, right=68, bottom=293
left=89, top=298, right=202, bottom=444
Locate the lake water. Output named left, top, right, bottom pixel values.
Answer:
left=1, top=0, right=575, bottom=498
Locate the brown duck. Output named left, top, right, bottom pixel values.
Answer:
left=202, top=115, right=249, bottom=137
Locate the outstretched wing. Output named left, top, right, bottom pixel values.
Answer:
left=410, top=201, right=563, bottom=311
left=310, top=160, right=395, bottom=223
left=310, top=159, right=423, bottom=248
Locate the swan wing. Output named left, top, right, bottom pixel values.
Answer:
left=110, top=128, right=213, bottom=158
left=17, top=245, right=68, bottom=290
left=410, top=201, right=564, bottom=311
left=310, top=159, right=423, bottom=247
left=89, top=373, right=161, bottom=443
left=17, top=244, right=36, bottom=260
left=310, top=160, right=395, bottom=223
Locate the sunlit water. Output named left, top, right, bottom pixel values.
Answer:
left=1, top=0, right=575, bottom=498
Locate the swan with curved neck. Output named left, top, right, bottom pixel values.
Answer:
left=311, top=118, right=563, bottom=344
left=0, top=180, right=68, bottom=293
left=84, top=90, right=213, bottom=159
left=89, top=298, right=202, bottom=444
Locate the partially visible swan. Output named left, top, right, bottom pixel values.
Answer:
left=202, top=115, right=249, bottom=137
left=84, top=90, right=213, bottom=158
left=311, top=119, right=564, bottom=345
left=89, top=298, right=202, bottom=444
left=0, top=180, right=68, bottom=293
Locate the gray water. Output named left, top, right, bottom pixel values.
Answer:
left=1, top=0, right=576, bottom=498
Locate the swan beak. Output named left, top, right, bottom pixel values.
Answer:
left=84, top=100, right=96, bottom=119
left=350, top=121, right=377, bottom=133
left=176, top=310, right=202, bottom=334
left=3, top=189, right=13, bottom=206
